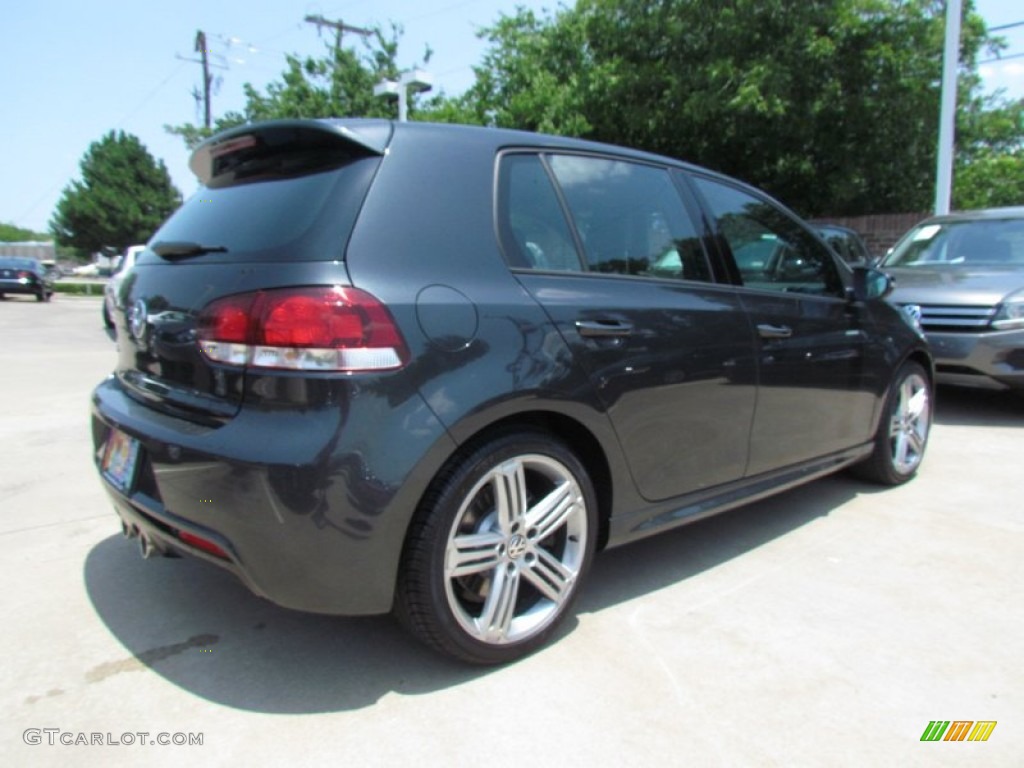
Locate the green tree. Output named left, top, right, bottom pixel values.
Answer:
left=50, top=131, right=181, bottom=254
left=167, top=25, right=424, bottom=151
left=0, top=222, right=50, bottom=242
left=426, top=0, right=1019, bottom=217
left=954, top=94, right=1024, bottom=208
left=423, top=9, right=591, bottom=135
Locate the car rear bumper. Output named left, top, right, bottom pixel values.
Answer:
left=927, top=328, right=1024, bottom=390
left=0, top=278, right=45, bottom=295
left=91, top=374, right=456, bottom=615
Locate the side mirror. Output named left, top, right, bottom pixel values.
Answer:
left=851, top=266, right=893, bottom=302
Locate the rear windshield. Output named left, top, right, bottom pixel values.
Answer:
left=884, top=218, right=1024, bottom=267
left=0, top=258, right=39, bottom=271
left=143, top=154, right=380, bottom=264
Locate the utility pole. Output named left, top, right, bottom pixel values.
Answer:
left=177, top=31, right=224, bottom=128
left=195, top=30, right=212, bottom=129
left=304, top=14, right=373, bottom=55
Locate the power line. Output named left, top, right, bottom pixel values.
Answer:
left=979, top=51, right=1024, bottom=64
left=990, top=21, right=1024, bottom=32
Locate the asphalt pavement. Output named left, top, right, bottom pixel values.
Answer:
left=1, top=295, right=1021, bottom=766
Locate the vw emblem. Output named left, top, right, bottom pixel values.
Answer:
left=130, top=299, right=148, bottom=342
left=900, top=303, right=923, bottom=333
left=507, top=533, right=528, bottom=560
left=902, top=303, right=922, bottom=324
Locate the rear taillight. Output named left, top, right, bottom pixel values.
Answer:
left=17, top=271, right=32, bottom=279
left=177, top=530, right=229, bottom=559
left=197, top=287, right=408, bottom=372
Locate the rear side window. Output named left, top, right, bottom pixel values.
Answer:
left=146, top=137, right=381, bottom=264
left=498, top=153, right=711, bottom=282
left=501, top=154, right=583, bottom=271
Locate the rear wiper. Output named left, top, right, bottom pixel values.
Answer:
left=151, top=241, right=229, bottom=259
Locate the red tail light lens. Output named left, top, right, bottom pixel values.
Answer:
left=17, top=271, right=33, bottom=279
left=197, top=287, right=408, bottom=372
left=177, top=530, right=230, bottom=559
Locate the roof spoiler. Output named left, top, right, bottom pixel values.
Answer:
left=189, top=119, right=392, bottom=186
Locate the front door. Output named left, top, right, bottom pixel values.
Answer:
left=690, top=174, right=876, bottom=475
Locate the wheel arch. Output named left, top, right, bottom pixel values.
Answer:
left=421, top=410, right=615, bottom=552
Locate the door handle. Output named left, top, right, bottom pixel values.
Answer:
left=575, top=320, right=634, bottom=338
left=757, top=323, right=793, bottom=339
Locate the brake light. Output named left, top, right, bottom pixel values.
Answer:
left=17, top=271, right=32, bottom=279
left=197, top=287, right=408, bottom=372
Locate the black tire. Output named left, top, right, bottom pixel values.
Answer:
left=102, top=303, right=113, bottom=328
left=852, top=360, right=932, bottom=485
left=395, top=430, right=598, bottom=665
left=36, top=289, right=47, bottom=302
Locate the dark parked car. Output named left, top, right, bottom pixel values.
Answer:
left=92, top=119, right=933, bottom=664
left=882, top=207, right=1024, bottom=391
left=816, top=224, right=874, bottom=266
left=0, top=257, right=54, bottom=302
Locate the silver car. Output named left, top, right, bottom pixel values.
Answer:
left=103, top=245, right=144, bottom=329
left=882, top=207, right=1024, bottom=390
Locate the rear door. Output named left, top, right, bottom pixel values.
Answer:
left=499, top=152, right=757, bottom=502
left=688, top=173, right=877, bottom=475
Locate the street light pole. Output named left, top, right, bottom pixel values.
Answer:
left=934, top=0, right=963, bottom=215
left=374, top=70, right=434, bottom=122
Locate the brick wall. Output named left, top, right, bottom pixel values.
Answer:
left=811, top=212, right=931, bottom=259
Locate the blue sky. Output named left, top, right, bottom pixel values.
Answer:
left=3, top=0, right=1022, bottom=235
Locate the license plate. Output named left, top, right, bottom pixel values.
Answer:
left=101, top=429, right=141, bottom=492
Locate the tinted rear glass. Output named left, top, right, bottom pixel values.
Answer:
left=143, top=155, right=380, bottom=264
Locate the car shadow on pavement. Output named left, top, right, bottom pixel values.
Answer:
left=577, top=474, right=863, bottom=613
left=83, top=474, right=866, bottom=714
left=933, top=385, right=1023, bottom=428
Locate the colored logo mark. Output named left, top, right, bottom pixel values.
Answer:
left=920, top=720, right=997, bottom=742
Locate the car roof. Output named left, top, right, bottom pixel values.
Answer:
left=193, top=117, right=740, bottom=186
left=922, top=206, right=1024, bottom=224
left=816, top=224, right=861, bottom=236
left=0, top=256, right=37, bottom=267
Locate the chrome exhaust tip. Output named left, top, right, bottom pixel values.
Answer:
left=121, top=521, right=138, bottom=539
left=139, top=535, right=155, bottom=559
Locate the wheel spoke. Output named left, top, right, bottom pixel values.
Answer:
left=477, top=564, right=519, bottom=641
left=522, top=547, right=575, bottom=605
left=525, top=481, right=575, bottom=541
left=446, top=531, right=504, bottom=578
left=494, top=460, right=528, bottom=535
left=906, top=387, right=928, bottom=421
left=893, top=431, right=909, bottom=468
left=907, top=429, right=926, bottom=455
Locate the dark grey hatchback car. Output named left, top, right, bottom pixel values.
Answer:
left=92, top=119, right=933, bottom=663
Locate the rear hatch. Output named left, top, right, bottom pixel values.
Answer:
left=114, top=119, right=391, bottom=423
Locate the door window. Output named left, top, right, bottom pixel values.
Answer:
left=499, top=153, right=711, bottom=282
left=548, top=155, right=711, bottom=282
left=693, top=176, right=843, bottom=297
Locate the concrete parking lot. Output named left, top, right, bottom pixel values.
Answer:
left=2, top=295, right=1021, bottom=767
